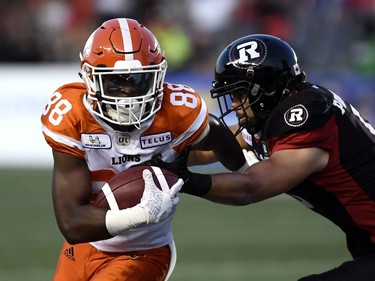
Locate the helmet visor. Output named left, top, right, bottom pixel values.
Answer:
left=101, top=73, right=154, bottom=97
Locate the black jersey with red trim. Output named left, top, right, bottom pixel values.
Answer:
left=261, top=83, right=375, bottom=258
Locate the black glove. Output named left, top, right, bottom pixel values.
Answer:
left=141, top=147, right=212, bottom=197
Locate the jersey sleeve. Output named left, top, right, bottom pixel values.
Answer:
left=266, top=88, right=336, bottom=154
left=269, top=118, right=337, bottom=154
left=41, top=82, right=93, bottom=158
left=148, top=82, right=209, bottom=153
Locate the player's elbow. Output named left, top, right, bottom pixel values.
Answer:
left=58, top=221, right=85, bottom=245
left=234, top=189, right=259, bottom=205
left=64, top=234, right=82, bottom=245
left=239, top=195, right=254, bottom=205
left=64, top=236, right=80, bottom=245
left=205, top=188, right=257, bottom=206
left=59, top=228, right=79, bottom=245
left=232, top=184, right=269, bottom=205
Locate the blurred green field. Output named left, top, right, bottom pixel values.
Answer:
left=1, top=168, right=351, bottom=281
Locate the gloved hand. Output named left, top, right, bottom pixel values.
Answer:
left=141, top=146, right=191, bottom=175
left=140, top=147, right=191, bottom=185
left=141, top=148, right=212, bottom=197
left=138, top=169, right=183, bottom=223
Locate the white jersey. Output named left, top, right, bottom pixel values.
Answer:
left=41, top=81, right=209, bottom=252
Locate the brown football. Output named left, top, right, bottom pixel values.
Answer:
left=93, top=165, right=179, bottom=210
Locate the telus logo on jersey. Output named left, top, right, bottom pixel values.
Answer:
left=140, top=132, right=172, bottom=149
left=284, top=104, right=309, bottom=127
left=81, top=134, right=111, bottom=148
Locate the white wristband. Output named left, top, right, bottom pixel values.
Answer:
left=234, top=149, right=260, bottom=173
left=105, top=205, right=148, bottom=236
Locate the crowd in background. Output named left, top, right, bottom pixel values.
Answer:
left=1, top=0, right=375, bottom=73
left=1, top=0, right=375, bottom=121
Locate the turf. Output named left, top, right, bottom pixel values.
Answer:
left=0, top=168, right=351, bottom=281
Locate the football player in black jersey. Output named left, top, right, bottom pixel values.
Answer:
left=152, top=34, right=375, bottom=280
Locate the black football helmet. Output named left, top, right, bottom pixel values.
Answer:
left=211, top=34, right=305, bottom=134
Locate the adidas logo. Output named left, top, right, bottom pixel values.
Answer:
left=64, top=247, right=76, bottom=261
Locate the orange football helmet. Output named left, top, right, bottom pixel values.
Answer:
left=79, top=18, right=167, bottom=128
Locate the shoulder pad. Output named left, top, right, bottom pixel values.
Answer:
left=265, top=86, right=334, bottom=139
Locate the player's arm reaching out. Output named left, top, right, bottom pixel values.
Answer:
left=51, top=150, right=181, bottom=244
left=155, top=146, right=328, bottom=205
left=201, top=147, right=329, bottom=204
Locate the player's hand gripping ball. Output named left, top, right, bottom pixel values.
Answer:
left=94, top=165, right=180, bottom=210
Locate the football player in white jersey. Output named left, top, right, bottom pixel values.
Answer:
left=41, top=18, right=246, bottom=281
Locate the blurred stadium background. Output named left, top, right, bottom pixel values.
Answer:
left=0, top=0, right=373, bottom=280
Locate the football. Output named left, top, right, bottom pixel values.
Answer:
left=93, top=165, right=179, bottom=210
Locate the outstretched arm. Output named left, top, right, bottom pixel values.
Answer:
left=203, top=147, right=329, bottom=205
left=169, top=147, right=328, bottom=205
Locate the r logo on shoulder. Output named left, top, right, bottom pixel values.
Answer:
left=284, top=104, right=308, bottom=127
